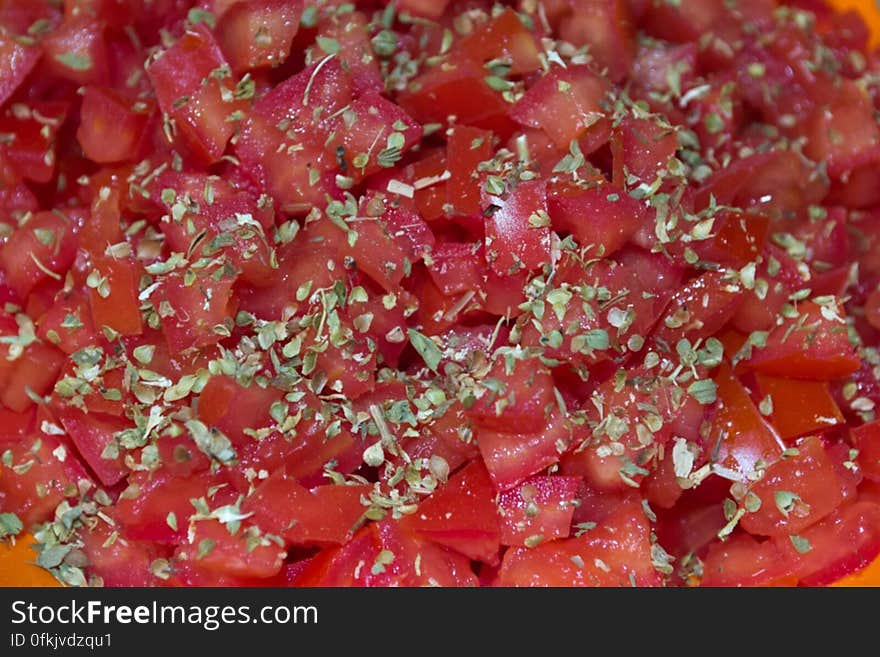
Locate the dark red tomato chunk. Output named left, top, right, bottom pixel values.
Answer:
left=1, top=0, right=880, bottom=590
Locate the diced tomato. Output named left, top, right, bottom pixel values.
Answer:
left=243, top=471, right=368, bottom=546
left=174, top=518, right=286, bottom=580
left=752, top=374, right=844, bottom=440
left=0, top=101, right=68, bottom=184
left=115, top=470, right=222, bottom=543
left=509, top=65, right=609, bottom=149
left=325, top=92, right=421, bottom=182
left=36, top=290, right=97, bottom=355
left=235, top=56, right=351, bottom=213
left=42, top=18, right=109, bottom=85
left=775, top=501, right=880, bottom=586
left=446, top=125, right=492, bottom=217
left=1, top=341, right=65, bottom=412
left=87, top=255, right=143, bottom=336
left=217, top=0, right=301, bottom=73
left=648, top=270, right=744, bottom=350
left=740, top=436, right=848, bottom=537
left=398, top=59, right=511, bottom=133
left=478, top=410, right=570, bottom=491
left=147, top=25, right=245, bottom=163
left=58, top=407, right=129, bottom=487
left=76, top=87, right=150, bottom=164
left=854, top=421, right=880, bottom=482
left=0, top=33, right=40, bottom=106
left=79, top=521, right=159, bottom=587
left=548, top=180, right=645, bottom=257
left=0, top=211, right=77, bottom=300
left=198, top=374, right=282, bottom=448
left=611, top=115, right=678, bottom=186
left=496, top=497, right=661, bottom=586
left=709, top=364, right=783, bottom=482
left=738, top=300, right=860, bottom=380
left=398, top=460, right=501, bottom=564
left=152, top=269, right=236, bottom=355
left=236, top=391, right=362, bottom=487
left=802, top=80, right=880, bottom=178
left=559, top=0, right=636, bottom=83
left=465, top=356, right=555, bottom=434
left=701, top=532, right=791, bottom=587
left=317, top=10, right=383, bottom=96
left=0, top=432, right=82, bottom=527
left=456, top=8, right=542, bottom=75
left=483, top=178, right=550, bottom=275
left=642, top=0, right=725, bottom=43
left=497, top=475, right=581, bottom=547
left=295, top=521, right=479, bottom=587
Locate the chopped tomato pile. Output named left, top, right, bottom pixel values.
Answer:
left=2, top=0, right=880, bottom=588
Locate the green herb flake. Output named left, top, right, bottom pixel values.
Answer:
left=55, top=52, right=92, bottom=71
left=0, top=512, right=23, bottom=539
left=407, top=329, right=442, bottom=372
left=790, top=535, right=812, bottom=554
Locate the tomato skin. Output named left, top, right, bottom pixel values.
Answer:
left=398, top=460, right=501, bottom=564
left=76, top=86, right=151, bottom=164
left=737, top=301, right=860, bottom=380
left=217, top=0, right=301, bottom=73
left=496, top=497, right=661, bottom=586
left=0, top=33, right=40, bottom=106
left=497, top=475, right=581, bottom=547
